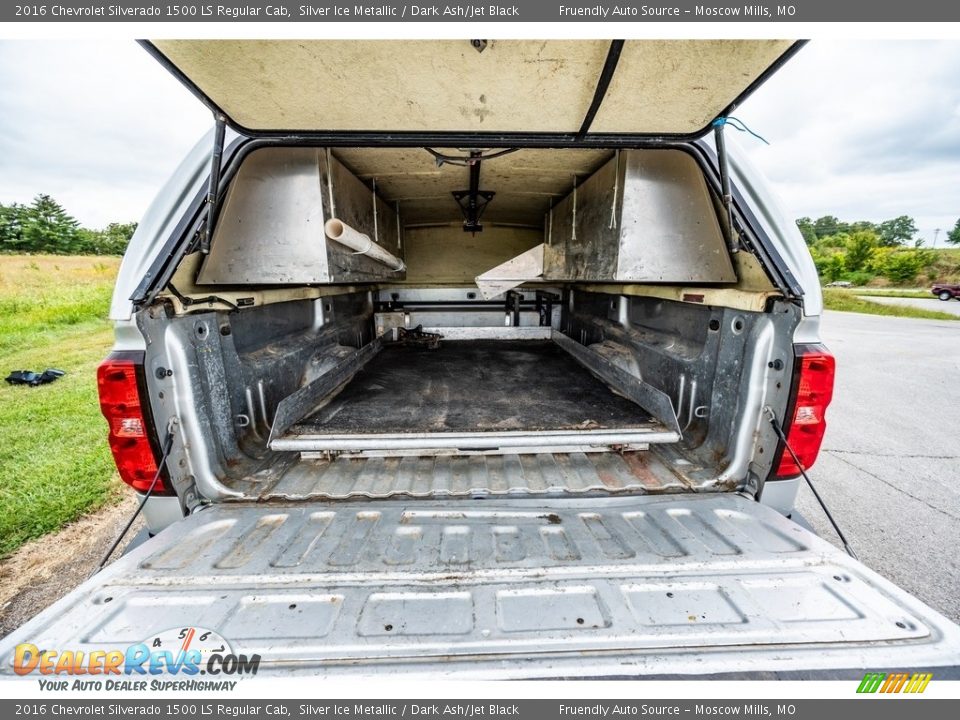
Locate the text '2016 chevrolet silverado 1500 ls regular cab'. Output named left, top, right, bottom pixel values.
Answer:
left=3, top=39, right=959, bottom=680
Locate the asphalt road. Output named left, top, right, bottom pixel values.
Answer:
left=859, top=295, right=960, bottom=317
left=795, top=310, right=960, bottom=623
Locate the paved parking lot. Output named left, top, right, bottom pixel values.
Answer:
left=795, top=310, right=960, bottom=622
left=859, top=295, right=960, bottom=317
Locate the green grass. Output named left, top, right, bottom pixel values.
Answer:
left=823, top=289, right=960, bottom=321
left=0, top=255, right=123, bottom=558
left=850, top=288, right=933, bottom=300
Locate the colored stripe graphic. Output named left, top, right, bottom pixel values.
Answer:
left=857, top=672, right=932, bottom=694
left=857, top=673, right=886, bottom=693
left=906, top=673, right=933, bottom=693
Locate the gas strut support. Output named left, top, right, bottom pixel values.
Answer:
left=452, top=151, right=496, bottom=233
left=712, top=119, right=740, bottom=254
left=200, top=114, right=227, bottom=254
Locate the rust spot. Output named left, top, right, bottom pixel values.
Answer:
left=596, top=470, right=619, bottom=487
left=542, top=513, right=562, bottom=525
left=683, top=293, right=705, bottom=304
left=621, top=452, right=665, bottom=490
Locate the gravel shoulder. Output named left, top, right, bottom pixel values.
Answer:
left=0, top=494, right=143, bottom=638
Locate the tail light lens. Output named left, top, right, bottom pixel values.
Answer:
left=97, top=351, right=171, bottom=494
left=772, top=344, right=836, bottom=479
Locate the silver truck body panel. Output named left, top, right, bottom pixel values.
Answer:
left=724, top=134, right=823, bottom=318
left=3, top=494, right=958, bottom=679
left=109, top=129, right=214, bottom=321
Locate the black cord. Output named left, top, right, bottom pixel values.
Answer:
left=166, top=281, right=239, bottom=312
left=424, top=147, right=519, bottom=167
left=765, top=407, right=858, bottom=560
left=91, top=431, right=175, bottom=576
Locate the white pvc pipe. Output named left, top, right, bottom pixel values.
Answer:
left=324, top=218, right=405, bottom=272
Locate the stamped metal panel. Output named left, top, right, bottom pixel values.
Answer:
left=197, top=147, right=404, bottom=285
left=3, top=495, right=959, bottom=679
left=243, top=451, right=686, bottom=501
left=544, top=150, right=735, bottom=284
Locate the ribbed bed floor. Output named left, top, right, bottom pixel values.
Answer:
left=237, top=451, right=689, bottom=500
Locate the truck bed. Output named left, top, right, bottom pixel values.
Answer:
left=270, top=337, right=682, bottom=455
left=4, top=494, right=959, bottom=679
left=289, top=340, right=653, bottom=435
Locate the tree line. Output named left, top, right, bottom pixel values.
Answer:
left=797, top=215, right=960, bottom=285
left=0, top=195, right=136, bottom=256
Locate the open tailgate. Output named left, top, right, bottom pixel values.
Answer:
left=3, top=494, right=959, bottom=679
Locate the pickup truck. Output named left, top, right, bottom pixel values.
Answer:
left=932, top=283, right=960, bottom=301
left=3, top=39, right=959, bottom=680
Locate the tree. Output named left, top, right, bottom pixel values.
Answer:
left=0, top=202, right=27, bottom=250
left=20, top=194, right=80, bottom=253
left=795, top=217, right=817, bottom=245
left=947, top=218, right=960, bottom=246
left=868, top=247, right=933, bottom=284
left=877, top=215, right=918, bottom=247
left=98, top=222, right=137, bottom=255
left=848, top=220, right=878, bottom=234
left=1, top=195, right=136, bottom=256
left=813, top=215, right=844, bottom=239
left=811, top=248, right=846, bottom=282
left=73, top=222, right=138, bottom=255
left=844, top=230, right=879, bottom=272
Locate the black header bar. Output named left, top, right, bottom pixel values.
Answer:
left=4, top=1, right=960, bottom=23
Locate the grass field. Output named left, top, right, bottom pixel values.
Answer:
left=851, top=288, right=933, bottom=300
left=0, top=255, right=122, bottom=558
left=822, top=289, right=960, bottom=321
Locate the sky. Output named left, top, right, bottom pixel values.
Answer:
left=0, top=39, right=958, bottom=244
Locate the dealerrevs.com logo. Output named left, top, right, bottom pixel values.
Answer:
left=11, top=627, right=260, bottom=691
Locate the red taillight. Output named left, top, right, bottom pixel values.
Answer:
left=97, top=351, right=171, bottom=494
left=773, top=344, right=836, bottom=479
